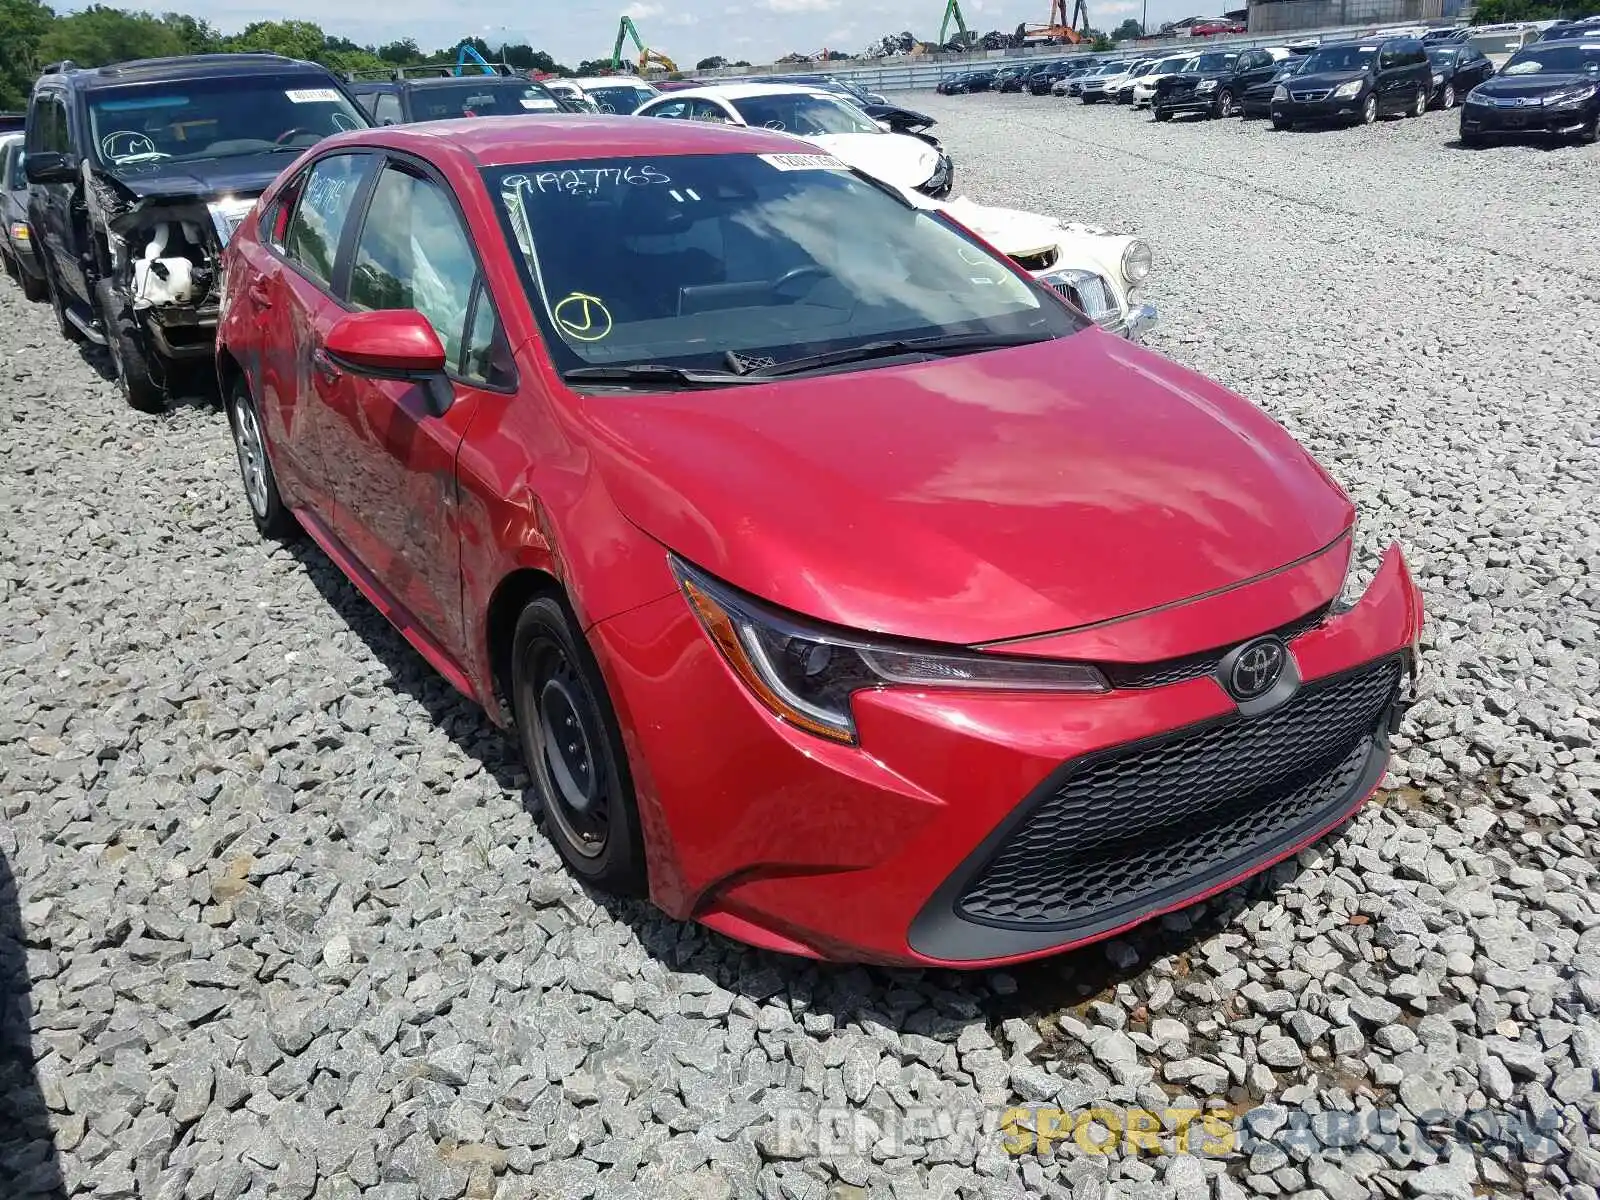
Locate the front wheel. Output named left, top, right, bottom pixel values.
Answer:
left=1360, top=94, right=1378, bottom=125
left=1271, top=116, right=1292, bottom=131
left=1440, top=83, right=1456, bottom=109
left=95, top=280, right=163, bottom=412
left=1216, top=89, right=1236, bottom=118
left=1154, top=107, right=1172, bottom=122
left=512, top=596, right=648, bottom=895
left=226, top=375, right=298, bottom=539
left=1582, top=111, right=1600, bottom=144
left=1409, top=87, right=1426, bottom=118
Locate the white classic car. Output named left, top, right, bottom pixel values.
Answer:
left=912, top=195, right=1157, bottom=340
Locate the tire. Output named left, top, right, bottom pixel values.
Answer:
left=1582, top=111, right=1600, bottom=145
left=1271, top=116, right=1292, bottom=131
left=1409, top=87, right=1426, bottom=118
left=511, top=596, right=648, bottom=896
left=1440, top=83, right=1455, bottom=110
left=19, top=265, right=46, bottom=303
left=1154, top=107, right=1172, bottom=122
left=225, top=374, right=298, bottom=540
left=1, top=249, right=15, bottom=282
left=1360, top=94, right=1378, bottom=125
left=94, top=279, right=164, bottom=412
left=44, top=259, right=84, bottom=344
left=1216, top=89, right=1236, bottom=118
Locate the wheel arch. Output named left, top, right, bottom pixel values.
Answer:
left=485, top=566, right=570, bottom=725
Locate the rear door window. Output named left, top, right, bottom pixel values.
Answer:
left=282, top=152, right=372, bottom=288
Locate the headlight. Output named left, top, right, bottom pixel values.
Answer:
left=1273, top=84, right=1288, bottom=101
left=1333, top=518, right=1391, bottom=614
left=1197, top=79, right=1217, bottom=92
left=673, top=558, right=1108, bottom=744
left=923, top=154, right=950, bottom=189
left=1333, top=79, right=1363, bottom=99
left=1121, top=239, right=1153, bottom=284
left=1545, top=85, right=1597, bottom=107
left=1432, top=72, right=1445, bottom=84
left=1466, top=90, right=1492, bottom=105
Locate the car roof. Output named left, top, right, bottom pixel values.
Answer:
left=644, top=81, right=832, bottom=101
left=54, top=52, right=333, bottom=90
left=571, top=76, right=655, bottom=88
left=311, top=113, right=818, bottom=169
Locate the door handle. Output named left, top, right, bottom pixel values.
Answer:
left=248, top=279, right=272, bottom=307
left=312, top=348, right=341, bottom=382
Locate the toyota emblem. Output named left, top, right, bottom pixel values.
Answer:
left=1228, top=638, right=1287, bottom=701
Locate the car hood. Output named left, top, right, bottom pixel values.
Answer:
left=1475, top=72, right=1595, bottom=98
left=1291, top=69, right=1373, bottom=90
left=808, top=132, right=939, bottom=189
left=94, top=153, right=291, bottom=203
left=581, top=334, right=1353, bottom=645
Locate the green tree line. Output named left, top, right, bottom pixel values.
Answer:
left=0, top=1, right=614, bottom=112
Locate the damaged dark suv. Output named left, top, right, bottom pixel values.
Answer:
left=24, top=53, right=370, bottom=410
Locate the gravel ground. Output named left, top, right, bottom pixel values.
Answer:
left=1, top=94, right=1598, bottom=1200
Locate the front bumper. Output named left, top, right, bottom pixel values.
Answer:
left=1461, top=101, right=1596, bottom=137
left=1271, top=94, right=1368, bottom=124
left=1241, top=89, right=1276, bottom=116
left=591, top=541, right=1424, bottom=967
left=1155, top=91, right=1218, bottom=115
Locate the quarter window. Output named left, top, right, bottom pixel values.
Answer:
left=347, top=164, right=492, bottom=377
left=374, top=93, right=404, bottom=126
left=282, top=153, right=369, bottom=287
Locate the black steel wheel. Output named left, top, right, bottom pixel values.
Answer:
left=512, top=595, right=647, bottom=895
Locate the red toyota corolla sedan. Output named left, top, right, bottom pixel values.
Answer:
left=215, top=116, right=1424, bottom=967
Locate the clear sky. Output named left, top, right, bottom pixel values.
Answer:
left=165, top=0, right=1193, bottom=67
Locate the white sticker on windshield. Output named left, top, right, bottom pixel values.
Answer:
left=758, top=152, right=848, bottom=171
left=1360, top=45, right=1377, bottom=50
left=286, top=88, right=341, bottom=103
left=521, top=98, right=558, bottom=109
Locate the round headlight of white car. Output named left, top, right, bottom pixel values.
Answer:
left=1121, top=239, right=1153, bottom=284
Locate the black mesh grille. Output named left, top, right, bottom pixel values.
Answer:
left=1101, top=604, right=1330, bottom=690
left=956, top=657, right=1402, bottom=930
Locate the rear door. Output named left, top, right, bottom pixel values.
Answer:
left=241, top=150, right=377, bottom=522
left=320, top=156, right=516, bottom=661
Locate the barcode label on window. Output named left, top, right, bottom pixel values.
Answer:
left=285, top=88, right=342, bottom=103
left=758, top=153, right=848, bottom=171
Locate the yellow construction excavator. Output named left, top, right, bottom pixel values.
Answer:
left=612, top=16, right=679, bottom=74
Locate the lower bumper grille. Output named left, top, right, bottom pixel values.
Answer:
left=954, top=656, right=1403, bottom=931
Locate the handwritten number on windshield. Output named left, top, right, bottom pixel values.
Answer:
left=501, top=165, right=673, bottom=198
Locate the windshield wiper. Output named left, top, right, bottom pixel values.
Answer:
left=746, top=331, right=1051, bottom=379
left=561, top=364, right=759, bottom=389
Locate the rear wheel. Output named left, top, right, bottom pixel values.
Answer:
left=225, top=375, right=297, bottom=539
left=511, top=596, right=648, bottom=896
left=95, top=279, right=164, bottom=412
left=44, top=260, right=84, bottom=344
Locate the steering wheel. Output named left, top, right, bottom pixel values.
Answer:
left=275, top=128, right=316, bottom=146
left=100, top=131, right=158, bottom=161
left=771, top=265, right=827, bottom=299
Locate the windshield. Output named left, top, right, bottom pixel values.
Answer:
left=1182, top=53, right=1236, bottom=73
left=411, top=80, right=564, bottom=120
left=1155, top=56, right=1190, bottom=72
left=584, top=83, right=657, bottom=113
left=1503, top=44, right=1600, bottom=74
left=728, top=93, right=879, bottom=135
left=1301, top=45, right=1378, bottom=73
left=86, top=74, right=367, bottom=170
left=486, top=153, right=1082, bottom=377
left=1424, top=47, right=1459, bottom=65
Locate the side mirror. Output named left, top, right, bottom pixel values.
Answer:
left=24, top=151, right=79, bottom=184
left=323, top=309, right=455, bottom=416
left=875, top=119, right=892, bottom=132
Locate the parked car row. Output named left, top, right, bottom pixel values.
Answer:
left=0, top=52, right=1427, bottom=971
left=940, top=20, right=1600, bottom=145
